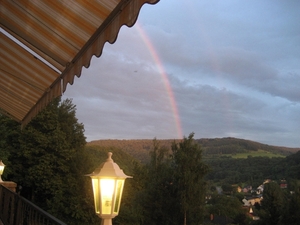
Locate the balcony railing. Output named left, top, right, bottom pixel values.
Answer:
left=0, top=184, right=67, bottom=225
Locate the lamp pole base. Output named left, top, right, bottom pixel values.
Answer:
left=101, top=219, right=112, bottom=225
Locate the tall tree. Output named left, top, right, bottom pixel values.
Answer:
left=258, top=182, right=285, bottom=225
left=1, top=98, right=99, bottom=225
left=207, top=194, right=248, bottom=224
left=138, top=138, right=179, bottom=225
left=171, top=133, right=209, bottom=225
left=281, top=180, right=300, bottom=225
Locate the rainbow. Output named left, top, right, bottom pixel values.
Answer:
left=136, top=23, right=183, bottom=139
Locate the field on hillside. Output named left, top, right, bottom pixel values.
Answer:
left=226, top=149, right=286, bottom=159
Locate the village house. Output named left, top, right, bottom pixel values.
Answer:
left=242, top=195, right=263, bottom=207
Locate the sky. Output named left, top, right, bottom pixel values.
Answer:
left=63, top=0, right=300, bottom=147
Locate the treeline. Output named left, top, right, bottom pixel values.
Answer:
left=88, top=137, right=299, bottom=163
left=87, top=138, right=300, bottom=190
left=88, top=139, right=176, bottom=163
left=198, top=137, right=299, bottom=155
left=205, top=152, right=300, bottom=186
left=86, top=143, right=300, bottom=192
left=199, top=137, right=259, bottom=154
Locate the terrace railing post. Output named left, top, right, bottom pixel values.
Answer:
left=0, top=185, right=4, bottom=222
left=13, top=196, right=22, bottom=225
left=1, top=181, right=18, bottom=225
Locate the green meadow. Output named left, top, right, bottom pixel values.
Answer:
left=228, top=149, right=286, bottom=159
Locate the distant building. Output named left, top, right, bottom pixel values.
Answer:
left=242, top=195, right=263, bottom=206
left=280, top=179, right=288, bottom=189
left=263, top=179, right=271, bottom=184
left=248, top=207, right=260, bottom=221
left=242, top=185, right=252, bottom=193
left=256, top=184, right=264, bottom=194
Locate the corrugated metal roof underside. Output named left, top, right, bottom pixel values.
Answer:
left=0, top=0, right=159, bottom=126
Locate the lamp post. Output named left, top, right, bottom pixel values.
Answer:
left=0, top=160, right=5, bottom=182
left=87, top=152, right=132, bottom=225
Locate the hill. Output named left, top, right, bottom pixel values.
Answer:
left=87, top=139, right=176, bottom=163
left=87, top=137, right=299, bottom=163
left=197, top=137, right=299, bottom=157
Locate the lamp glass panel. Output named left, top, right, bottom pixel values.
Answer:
left=113, top=179, right=124, bottom=213
left=92, top=178, right=100, bottom=213
left=0, top=166, right=4, bottom=175
left=100, top=179, right=115, bottom=214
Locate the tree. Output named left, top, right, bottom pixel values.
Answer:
left=206, top=195, right=248, bottom=225
left=171, top=133, right=209, bottom=225
left=1, top=98, right=99, bottom=225
left=221, top=183, right=234, bottom=195
left=137, top=138, right=179, bottom=225
left=258, top=182, right=285, bottom=225
left=281, top=180, right=300, bottom=225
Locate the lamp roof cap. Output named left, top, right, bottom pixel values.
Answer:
left=0, top=160, right=5, bottom=167
left=87, top=152, right=132, bottom=179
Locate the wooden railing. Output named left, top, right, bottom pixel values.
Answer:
left=0, top=184, right=67, bottom=225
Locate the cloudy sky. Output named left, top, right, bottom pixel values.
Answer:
left=63, top=0, right=300, bottom=147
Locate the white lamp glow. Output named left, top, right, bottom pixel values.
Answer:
left=87, top=152, right=132, bottom=225
left=0, top=160, right=5, bottom=182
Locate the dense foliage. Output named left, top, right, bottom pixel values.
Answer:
left=205, top=151, right=300, bottom=186
left=0, top=98, right=99, bottom=224
left=120, top=134, right=209, bottom=225
left=87, top=138, right=299, bottom=163
left=253, top=181, right=300, bottom=225
left=171, top=133, right=209, bottom=224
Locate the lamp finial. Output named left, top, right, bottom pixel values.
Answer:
left=107, top=152, right=113, bottom=161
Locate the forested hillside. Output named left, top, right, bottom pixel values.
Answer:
left=88, top=137, right=299, bottom=163
left=197, top=137, right=299, bottom=156
left=205, top=151, right=300, bottom=186
left=88, top=139, right=176, bottom=163
left=87, top=138, right=300, bottom=187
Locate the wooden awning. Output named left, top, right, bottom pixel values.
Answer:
left=0, top=0, right=159, bottom=126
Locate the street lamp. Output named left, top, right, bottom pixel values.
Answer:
left=0, top=160, right=5, bottom=182
left=87, top=152, right=132, bottom=225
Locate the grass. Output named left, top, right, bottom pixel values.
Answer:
left=228, top=149, right=286, bottom=159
